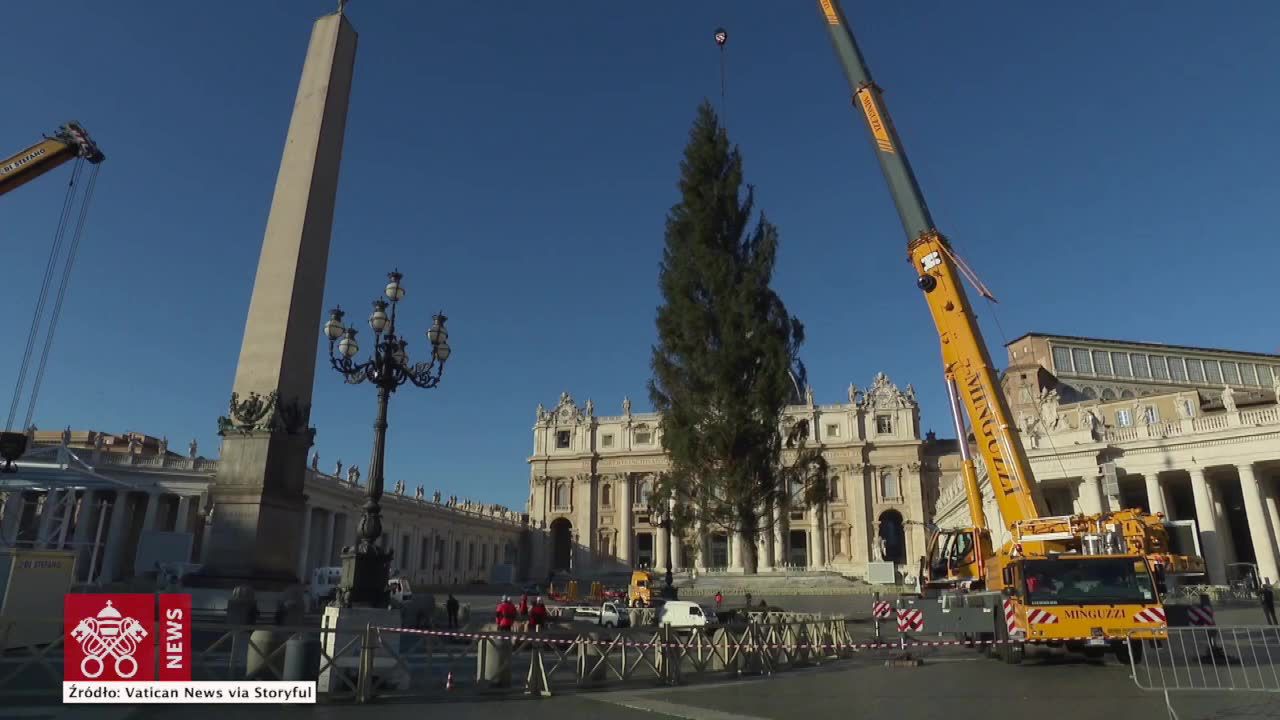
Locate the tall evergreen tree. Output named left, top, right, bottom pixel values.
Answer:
left=648, top=101, right=807, bottom=574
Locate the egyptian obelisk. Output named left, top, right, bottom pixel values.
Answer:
left=198, top=7, right=357, bottom=588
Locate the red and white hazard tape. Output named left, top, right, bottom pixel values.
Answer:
left=370, top=625, right=1141, bottom=651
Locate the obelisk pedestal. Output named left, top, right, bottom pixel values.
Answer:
left=194, top=10, right=358, bottom=590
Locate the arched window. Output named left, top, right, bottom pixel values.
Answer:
left=555, top=482, right=568, bottom=508
left=829, top=476, right=840, bottom=501
left=1100, top=388, right=1116, bottom=401
left=1120, top=389, right=1135, bottom=399
left=1081, top=387, right=1098, bottom=400
left=880, top=471, right=898, bottom=501
left=601, top=483, right=612, bottom=508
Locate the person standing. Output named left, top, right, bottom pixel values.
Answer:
left=496, top=595, right=518, bottom=632
left=446, top=593, right=459, bottom=629
left=1262, top=579, right=1277, bottom=626
left=529, top=597, right=548, bottom=632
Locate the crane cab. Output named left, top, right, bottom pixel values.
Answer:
left=923, top=527, right=991, bottom=591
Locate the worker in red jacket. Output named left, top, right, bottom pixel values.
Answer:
left=519, top=593, right=529, bottom=619
left=496, top=596, right=518, bottom=632
left=528, top=597, right=549, bottom=632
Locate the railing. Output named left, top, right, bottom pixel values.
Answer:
left=1240, top=406, right=1280, bottom=426
left=1146, top=421, right=1183, bottom=439
left=1105, top=427, right=1141, bottom=442
left=1192, top=414, right=1230, bottom=432
left=92, top=453, right=219, bottom=472
left=1128, top=625, right=1280, bottom=718
left=0, top=613, right=856, bottom=703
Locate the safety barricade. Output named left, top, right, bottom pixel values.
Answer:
left=1128, top=625, right=1280, bottom=719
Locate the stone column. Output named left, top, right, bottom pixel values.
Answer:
left=322, top=510, right=336, bottom=567
left=1078, top=476, right=1105, bottom=515
left=99, top=492, right=134, bottom=583
left=200, top=9, right=357, bottom=588
left=813, top=513, right=827, bottom=568
left=1145, top=474, right=1168, bottom=517
left=618, top=475, right=632, bottom=566
left=1237, top=463, right=1280, bottom=584
left=36, top=491, right=60, bottom=548
left=174, top=495, right=193, bottom=534
left=1189, top=467, right=1226, bottom=584
left=0, top=491, right=25, bottom=545
left=655, top=522, right=668, bottom=573
left=762, top=512, right=776, bottom=572
left=728, top=532, right=739, bottom=571
left=694, top=519, right=706, bottom=571
left=774, top=504, right=787, bottom=567
left=1212, top=491, right=1238, bottom=565
left=1265, top=477, right=1280, bottom=566
left=140, top=491, right=161, bottom=533
left=71, top=491, right=99, bottom=575
left=296, top=505, right=313, bottom=581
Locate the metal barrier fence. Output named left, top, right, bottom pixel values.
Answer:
left=0, top=613, right=859, bottom=703
left=1128, top=625, right=1280, bottom=719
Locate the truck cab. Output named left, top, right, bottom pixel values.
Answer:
left=628, top=570, right=655, bottom=607
left=996, top=552, right=1164, bottom=663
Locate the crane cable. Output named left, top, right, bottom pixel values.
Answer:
left=5, top=158, right=85, bottom=431
left=4, top=157, right=99, bottom=432
left=23, top=163, right=101, bottom=430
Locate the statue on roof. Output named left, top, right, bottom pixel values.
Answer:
left=188, top=438, right=198, bottom=459
left=334, top=458, right=343, bottom=477
left=310, top=452, right=319, bottom=471
left=1221, top=385, right=1237, bottom=413
left=61, top=426, right=72, bottom=446
left=158, top=436, right=168, bottom=455
left=622, top=396, right=632, bottom=415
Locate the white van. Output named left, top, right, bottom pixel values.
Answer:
left=387, top=576, right=413, bottom=607
left=310, top=566, right=343, bottom=606
left=656, top=600, right=716, bottom=629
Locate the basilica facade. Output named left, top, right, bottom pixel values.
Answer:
left=526, top=373, right=960, bottom=581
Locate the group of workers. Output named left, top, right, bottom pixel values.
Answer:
left=495, top=593, right=549, bottom=631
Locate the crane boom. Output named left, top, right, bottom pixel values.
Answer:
left=816, top=0, right=1044, bottom=527
left=0, top=123, right=104, bottom=198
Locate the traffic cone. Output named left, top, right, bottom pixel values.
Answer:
left=446, top=671, right=454, bottom=690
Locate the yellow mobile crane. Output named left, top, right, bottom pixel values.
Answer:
left=816, top=0, right=1179, bottom=663
left=0, top=123, right=104, bottom=198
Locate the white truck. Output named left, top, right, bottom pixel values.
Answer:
left=573, top=601, right=630, bottom=628
left=309, top=566, right=412, bottom=610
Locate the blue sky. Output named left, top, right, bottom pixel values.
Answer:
left=3, top=1, right=1277, bottom=510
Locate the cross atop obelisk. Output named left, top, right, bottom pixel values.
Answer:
left=198, top=8, right=358, bottom=588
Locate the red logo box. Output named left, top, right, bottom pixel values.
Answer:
left=65, top=594, right=155, bottom=681
left=64, top=593, right=193, bottom=682
left=158, top=594, right=191, bottom=681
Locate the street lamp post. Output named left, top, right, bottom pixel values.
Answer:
left=323, top=270, right=451, bottom=608
left=650, top=494, right=678, bottom=600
